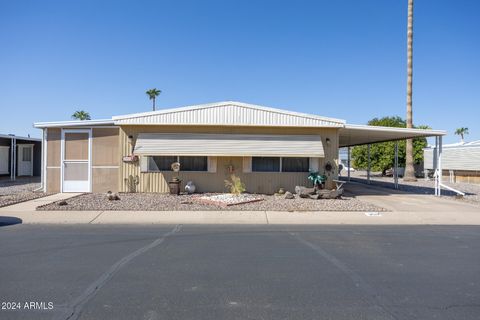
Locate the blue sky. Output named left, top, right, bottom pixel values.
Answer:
left=1, top=0, right=478, bottom=143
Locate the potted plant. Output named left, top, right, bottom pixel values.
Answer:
left=168, top=162, right=182, bottom=195
left=307, top=171, right=326, bottom=190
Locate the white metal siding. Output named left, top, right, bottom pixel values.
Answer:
left=424, top=147, right=480, bottom=171
left=0, top=146, right=9, bottom=174
left=134, top=133, right=325, bottom=157
left=115, top=103, right=344, bottom=127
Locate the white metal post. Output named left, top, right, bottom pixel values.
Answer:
left=12, top=138, right=16, bottom=181
left=394, top=142, right=399, bottom=189
left=10, top=137, right=14, bottom=180
left=438, top=135, right=442, bottom=196
left=367, top=144, right=371, bottom=184
left=435, top=136, right=438, bottom=196
left=347, top=147, right=351, bottom=181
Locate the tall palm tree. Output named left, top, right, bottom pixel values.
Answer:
left=404, top=0, right=416, bottom=181
left=146, top=88, right=161, bottom=111
left=71, top=110, right=91, bottom=120
left=455, top=127, right=469, bottom=142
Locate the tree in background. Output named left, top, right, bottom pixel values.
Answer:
left=404, top=0, right=416, bottom=181
left=454, top=127, right=469, bottom=142
left=351, top=116, right=428, bottom=176
left=146, top=88, right=161, bottom=111
left=71, top=110, right=91, bottom=120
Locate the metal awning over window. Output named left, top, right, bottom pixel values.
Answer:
left=134, top=133, right=324, bottom=157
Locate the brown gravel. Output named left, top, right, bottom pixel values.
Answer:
left=0, top=192, right=51, bottom=208
left=37, top=192, right=387, bottom=212
left=0, top=178, right=51, bottom=208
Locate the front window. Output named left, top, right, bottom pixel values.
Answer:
left=180, top=156, right=207, bottom=171
left=148, top=156, right=177, bottom=171
left=252, top=157, right=280, bottom=172
left=145, top=156, right=208, bottom=172
left=281, top=157, right=309, bottom=172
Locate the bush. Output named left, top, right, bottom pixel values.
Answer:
left=224, top=174, right=246, bottom=195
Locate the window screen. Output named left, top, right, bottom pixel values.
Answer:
left=281, top=157, right=309, bottom=172
left=147, top=156, right=177, bottom=171
left=180, top=156, right=208, bottom=171
left=22, top=147, right=32, bottom=161
left=252, top=157, right=280, bottom=172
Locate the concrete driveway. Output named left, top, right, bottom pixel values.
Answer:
left=344, top=182, right=480, bottom=212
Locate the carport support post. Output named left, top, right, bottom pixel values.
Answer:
left=434, top=136, right=439, bottom=196
left=394, top=142, right=399, bottom=189
left=438, top=135, right=443, bottom=196
left=10, top=137, right=16, bottom=181
left=347, top=147, right=351, bottom=181
left=367, top=144, right=371, bottom=184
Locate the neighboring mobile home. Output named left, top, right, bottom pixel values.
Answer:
left=424, top=140, right=480, bottom=184
left=0, top=134, right=41, bottom=180
left=34, top=101, right=446, bottom=193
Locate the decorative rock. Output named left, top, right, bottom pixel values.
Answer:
left=295, top=186, right=316, bottom=198
left=185, top=181, right=196, bottom=194
left=317, top=189, right=343, bottom=199
left=58, top=200, right=68, bottom=206
left=284, top=191, right=294, bottom=199
left=106, top=191, right=120, bottom=201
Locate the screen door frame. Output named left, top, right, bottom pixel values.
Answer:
left=61, top=129, right=92, bottom=192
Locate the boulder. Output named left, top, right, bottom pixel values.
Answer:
left=106, top=191, right=120, bottom=201
left=284, top=191, right=295, bottom=199
left=295, top=186, right=316, bottom=198
left=317, top=189, right=343, bottom=199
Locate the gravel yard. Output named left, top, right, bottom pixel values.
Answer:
left=346, top=171, right=480, bottom=206
left=0, top=177, right=50, bottom=208
left=37, top=192, right=387, bottom=212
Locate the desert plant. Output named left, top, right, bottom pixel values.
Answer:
left=71, top=110, right=91, bottom=120
left=455, top=127, right=469, bottom=142
left=307, top=172, right=326, bottom=189
left=224, top=174, right=246, bottom=195
left=146, top=88, right=161, bottom=111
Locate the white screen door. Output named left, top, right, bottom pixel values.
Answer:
left=62, top=130, right=91, bottom=192
left=18, top=144, right=34, bottom=176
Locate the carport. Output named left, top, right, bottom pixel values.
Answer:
left=0, top=133, right=42, bottom=181
left=338, top=124, right=459, bottom=196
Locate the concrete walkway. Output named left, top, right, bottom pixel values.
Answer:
left=0, top=186, right=478, bottom=225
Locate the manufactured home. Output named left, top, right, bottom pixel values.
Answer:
left=0, top=134, right=41, bottom=179
left=424, top=140, right=480, bottom=184
left=34, top=101, right=446, bottom=194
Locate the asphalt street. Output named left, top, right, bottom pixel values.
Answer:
left=0, top=224, right=479, bottom=320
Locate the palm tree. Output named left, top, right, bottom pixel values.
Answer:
left=404, top=0, right=416, bottom=181
left=455, top=127, right=469, bottom=142
left=71, top=110, right=91, bottom=120
left=146, top=88, right=161, bottom=111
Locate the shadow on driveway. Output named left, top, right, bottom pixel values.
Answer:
left=0, top=216, right=23, bottom=227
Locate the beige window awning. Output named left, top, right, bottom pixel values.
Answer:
left=134, top=133, right=324, bottom=157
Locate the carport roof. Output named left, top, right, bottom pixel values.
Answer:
left=339, top=124, right=446, bottom=147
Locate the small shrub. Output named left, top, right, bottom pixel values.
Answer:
left=224, top=174, right=246, bottom=195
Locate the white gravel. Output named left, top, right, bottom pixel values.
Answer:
left=37, top=192, right=387, bottom=212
